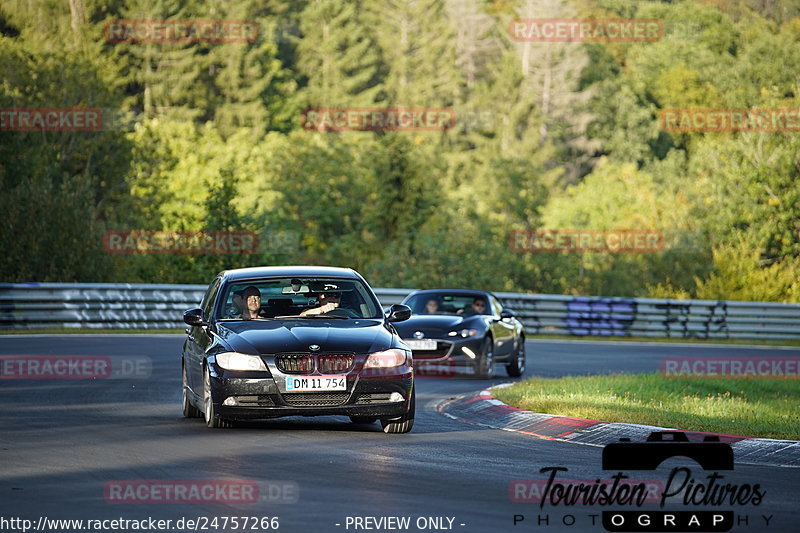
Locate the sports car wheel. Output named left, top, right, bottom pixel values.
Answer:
left=475, top=337, right=495, bottom=379
left=380, top=389, right=415, bottom=433
left=182, top=363, right=202, bottom=418
left=204, top=364, right=232, bottom=429
left=506, top=336, right=526, bottom=377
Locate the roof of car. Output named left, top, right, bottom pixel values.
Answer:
left=220, top=266, right=362, bottom=282
left=406, top=288, right=492, bottom=296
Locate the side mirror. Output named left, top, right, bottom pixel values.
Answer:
left=500, top=309, right=515, bottom=320
left=183, top=307, right=208, bottom=327
left=385, top=304, right=412, bottom=323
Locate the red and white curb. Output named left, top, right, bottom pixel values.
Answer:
left=436, top=384, right=800, bottom=468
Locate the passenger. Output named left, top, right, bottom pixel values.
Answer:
left=424, top=299, right=440, bottom=314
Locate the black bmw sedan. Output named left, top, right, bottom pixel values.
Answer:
left=394, top=289, right=526, bottom=379
left=181, top=266, right=415, bottom=433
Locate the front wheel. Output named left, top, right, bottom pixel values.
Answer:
left=204, top=364, right=232, bottom=429
left=474, top=337, right=495, bottom=379
left=380, top=389, right=415, bottom=433
left=506, top=337, right=526, bottom=377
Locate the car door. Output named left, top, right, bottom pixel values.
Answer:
left=185, top=276, right=221, bottom=393
left=488, top=294, right=515, bottom=357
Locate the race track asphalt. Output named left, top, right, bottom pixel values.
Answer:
left=0, top=336, right=797, bottom=533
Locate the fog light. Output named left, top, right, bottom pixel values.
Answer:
left=389, top=392, right=405, bottom=402
left=462, top=347, right=476, bottom=359
left=223, top=397, right=237, bottom=406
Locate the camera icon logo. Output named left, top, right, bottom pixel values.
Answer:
left=602, top=431, right=734, bottom=471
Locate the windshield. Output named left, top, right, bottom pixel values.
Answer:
left=404, top=293, right=490, bottom=316
left=216, top=277, right=381, bottom=320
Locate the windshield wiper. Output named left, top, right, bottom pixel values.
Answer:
left=274, top=314, right=348, bottom=320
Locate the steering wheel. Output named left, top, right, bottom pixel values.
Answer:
left=323, top=307, right=360, bottom=318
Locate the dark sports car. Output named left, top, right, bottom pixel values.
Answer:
left=181, top=266, right=415, bottom=433
left=394, top=289, right=526, bottom=379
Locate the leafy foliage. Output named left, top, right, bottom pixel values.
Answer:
left=1, top=0, right=798, bottom=302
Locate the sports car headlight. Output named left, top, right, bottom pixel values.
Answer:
left=364, top=348, right=407, bottom=369
left=215, top=352, right=267, bottom=371
left=448, top=329, right=478, bottom=338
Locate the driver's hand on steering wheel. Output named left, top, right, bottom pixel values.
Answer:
left=301, top=302, right=338, bottom=316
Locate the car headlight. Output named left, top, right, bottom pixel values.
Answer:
left=364, top=348, right=407, bottom=369
left=448, top=329, right=478, bottom=338
left=215, top=352, right=267, bottom=371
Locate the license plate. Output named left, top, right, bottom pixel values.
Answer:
left=285, top=375, right=346, bottom=391
left=405, top=339, right=437, bottom=350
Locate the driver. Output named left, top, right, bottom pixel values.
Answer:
left=235, top=286, right=264, bottom=320
left=300, top=291, right=341, bottom=316
left=460, top=296, right=487, bottom=316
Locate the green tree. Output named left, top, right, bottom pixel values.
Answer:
left=296, top=0, right=386, bottom=107
left=0, top=35, right=132, bottom=281
left=364, top=0, right=463, bottom=107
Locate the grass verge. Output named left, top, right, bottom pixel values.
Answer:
left=492, top=373, right=800, bottom=440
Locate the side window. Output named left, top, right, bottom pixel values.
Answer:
left=201, top=278, right=222, bottom=318
left=489, top=295, right=503, bottom=316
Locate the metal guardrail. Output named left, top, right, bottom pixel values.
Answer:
left=0, top=283, right=208, bottom=329
left=494, top=293, right=800, bottom=340
left=1, top=283, right=799, bottom=340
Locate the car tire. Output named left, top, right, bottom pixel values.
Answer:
left=380, top=389, right=415, bottom=434
left=182, top=363, right=202, bottom=418
left=349, top=416, right=378, bottom=425
left=506, top=336, right=526, bottom=377
left=204, top=364, right=232, bottom=429
left=475, top=337, right=495, bottom=379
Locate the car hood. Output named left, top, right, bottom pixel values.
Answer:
left=393, top=315, right=485, bottom=339
left=213, top=319, right=394, bottom=355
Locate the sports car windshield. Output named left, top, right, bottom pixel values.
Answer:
left=405, top=293, right=489, bottom=316
left=216, top=277, right=381, bottom=320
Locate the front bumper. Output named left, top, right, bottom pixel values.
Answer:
left=405, top=337, right=484, bottom=364
left=208, top=363, right=413, bottom=420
